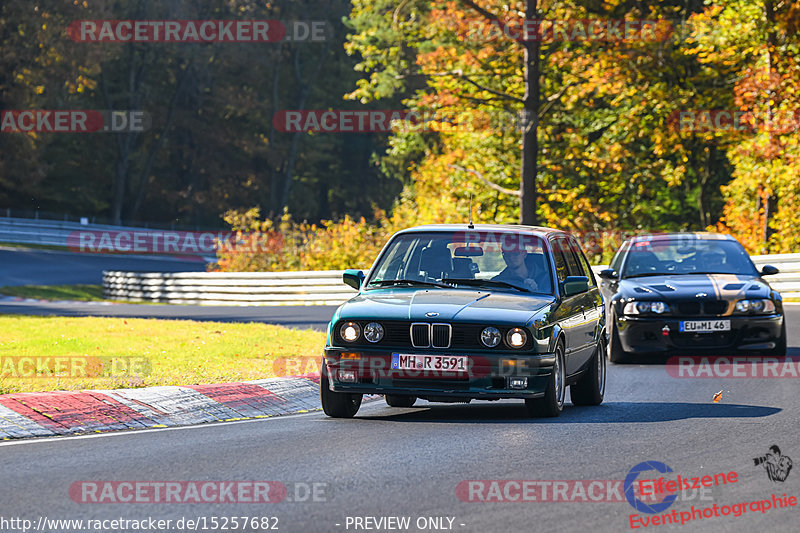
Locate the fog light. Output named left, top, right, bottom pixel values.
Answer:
left=508, top=377, right=528, bottom=389
left=339, top=370, right=357, bottom=383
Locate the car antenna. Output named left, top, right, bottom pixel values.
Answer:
left=468, top=194, right=474, bottom=229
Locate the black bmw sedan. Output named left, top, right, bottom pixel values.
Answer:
left=598, top=233, right=786, bottom=362
left=321, top=224, right=606, bottom=418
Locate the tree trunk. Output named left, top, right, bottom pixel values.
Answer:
left=279, top=48, right=327, bottom=211
left=520, top=0, right=540, bottom=226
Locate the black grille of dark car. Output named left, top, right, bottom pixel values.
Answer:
left=675, top=300, right=729, bottom=316
left=411, top=323, right=429, bottom=347
left=451, top=325, right=484, bottom=348
left=432, top=324, right=451, bottom=348
left=672, top=331, right=736, bottom=348
left=392, top=378, right=470, bottom=390
left=676, top=302, right=701, bottom=315
left=703, top=300, right=729, bottom=315
left=333, top=320, right=532, bottom=350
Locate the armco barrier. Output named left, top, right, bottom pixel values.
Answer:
left=103, top=270, right=358, bottom=306
left=103, top=253, right=800, bottom=306
left=0, top=216, right=217, bottom=260
left=0, top=216, right=134, bottom=248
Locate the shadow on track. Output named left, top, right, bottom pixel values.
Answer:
left=359, top=401, right=781, bottom=424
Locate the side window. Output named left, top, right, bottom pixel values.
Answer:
left=574, top=247, right=597, bottom=287
left=610, top=241, right=629, bottom=272
left=559, top=238, right=583, bottom=277
left=551, top=239, right=569, bottom=282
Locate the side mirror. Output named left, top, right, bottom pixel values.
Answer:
left=563, top=276, right=590, bottom=297
left=343, top=269, right=365, bottom=290
left=760, top=265, right=779, bottom=276
left=598, top=268, right=618, bottom=280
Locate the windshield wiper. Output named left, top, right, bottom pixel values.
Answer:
left=368, top=279, right=451, bottom=289
left=622, top=272, right=672, bottom=279
left=441, top=278, right=531, bottom=293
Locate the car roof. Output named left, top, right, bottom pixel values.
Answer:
left=395, top=223, right=569, bottom=239
left=629, top=232, right=736, bottom=243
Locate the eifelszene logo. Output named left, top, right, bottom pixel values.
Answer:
left=753, top=445, right=793, bottom=483
left=624, top=461, right=677, bottom=514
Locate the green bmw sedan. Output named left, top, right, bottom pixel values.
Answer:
left=321, top=224, right=606, bottom=418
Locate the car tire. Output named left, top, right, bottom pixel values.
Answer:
left=571, top=335, right=606, bottom=406
left=385, top=395, right=416, bottom=408
left=525, top=341, right=565, bottom=418
left=607, top=312, right=630, bottom=364
left=768, top=319, right=787, bottom=357
left=320, top=362, right=362, bottom=418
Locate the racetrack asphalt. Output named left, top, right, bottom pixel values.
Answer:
left=1, top=306, right=799, bottom=533
left=0, top=299, right=338, bottom=330
left=0, top=246, right=205, bottom=286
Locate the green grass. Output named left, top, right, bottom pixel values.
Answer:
left=0, top=284, right=105, bottom=301
left=0, top=315, right=326, bottom=394
left=0, top=242, right=70, bottom=252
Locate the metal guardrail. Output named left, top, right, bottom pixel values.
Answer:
left=103, top=253, right=800, bottom=306
left=0, top=216, right=134, bottom=248
left=103, top=270, right=358, bottom=306
left=0, top=216, right=218, bottom=260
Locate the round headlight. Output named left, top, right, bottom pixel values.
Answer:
left=635, top=302, right=651, bottom=314
left=750, top=300, right=765, bottom=313
left=340, top=322, right=361, bottom=342
left=506, top=328, right=528, bottom=348
left=363, top=322, right=384, bottom=343
left=735, top=300, right=751, bottom=313
left=481, top=327, right=501, bottom=347
left=651, top=302, right=669, bottom=314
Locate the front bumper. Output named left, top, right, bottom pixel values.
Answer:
left=616, top=313, right=784, bottom=354
left=323, top=348, right=556, bottom=400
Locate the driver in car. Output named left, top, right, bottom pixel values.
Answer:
left=493, top=242, right=540, bottom=291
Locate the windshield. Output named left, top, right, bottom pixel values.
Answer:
left=621, top=237, right=758, bottom=278
left=367, top=231, right=555, bottom=295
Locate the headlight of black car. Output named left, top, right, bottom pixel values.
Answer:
left=622, top=301, right=670, bottom=315
left=340, top=321, right=361, bottom=342
left=734, top=299, right=776, bottom=315
left=363, top=322, right=384, bottom=343
left=505, top=328, right=528, bottom=348
left=480, top=327, right=501, bottom=347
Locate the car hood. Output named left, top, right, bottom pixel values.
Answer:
left=336, top=288, right=555, bottom=326
left=617, top=273, right=772, bottom=300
